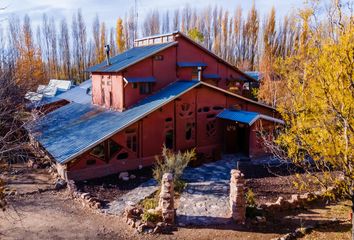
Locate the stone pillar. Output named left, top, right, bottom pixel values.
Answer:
left=229, top=169, right=246, bottom=224
left=158, top=173, right=174, bottom=224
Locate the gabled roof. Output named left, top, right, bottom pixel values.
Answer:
left=86, top=42, right=177, bottom=73
left=217, top=109, right=284, bottom=125
left=29, top=80, right=199, bottom=164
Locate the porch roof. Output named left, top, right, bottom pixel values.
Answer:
left=217, top=109, right=284, bottom=126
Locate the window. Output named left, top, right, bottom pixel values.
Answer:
left=165, top=130, right=174, bottom=149
left=203, top=107, right=210, bottom=112
left=109, top=92, right=113, bottom=107
left=89, top=143, right=105, bottom=160
left=126, top=133, right=137, bottom=152
left=165, top=117, right=172, bottom=122
left=185, top=122, right=194, bottom=141
left=213, top=106, right=224, bottom=110
left=132, top=83, right=138, bottom=89
left=108, top=140, right=121, bottom=159
left=139, top=83, right=152, bottom=94
left=86, top=159, right=96, bottom=166
left=192, top=68, right=198, bottom=80
left=117, top=152, right=128, bottom=160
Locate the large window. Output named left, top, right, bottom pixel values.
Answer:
left=126, top=132, right=137, bottom=152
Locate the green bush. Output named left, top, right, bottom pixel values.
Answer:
left=141, top=210, right=162, bottom=223
left=141, top=197, right=158, bottom=210
left=174, top=179, right=187, bottom=193
left=153, top=145, right=196, bottom=185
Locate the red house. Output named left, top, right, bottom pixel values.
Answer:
left=30, top=31, right=283, bottom=181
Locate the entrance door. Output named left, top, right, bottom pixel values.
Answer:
left=224, top=122, right=249, bottom=156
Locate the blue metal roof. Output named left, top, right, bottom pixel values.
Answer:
left=245, top=71, right=262, bottom=81
left=217, top=109, right=259, bottom=125
left=217, top=109, right=284, bottom=125
left=177, top=62, right=207, bottom=68
left=30, top=80, right=200, bottom=164
left=86, top=42, right=176, bottom=73
left=203, top=73, right=221, bottom=79
left=56, top=79, right=92, bottom=104
left=125, top=76, right=156, bottom=83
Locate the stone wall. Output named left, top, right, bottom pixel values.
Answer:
left=229, top=169, right=246, bottom=224
left=158, top=173, right=175, bottom=224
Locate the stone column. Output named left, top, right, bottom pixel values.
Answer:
left=229, top=169, right=246, bottom=224
left=158, top=173, right=174, bottom=224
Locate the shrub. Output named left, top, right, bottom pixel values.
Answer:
left=174, top=179, right=187, bottom=193
left=153, top=145, right=196, bottom=185
left=245, top=188, right=256, bottom=207
left=141, top=197, right=158, bottom=210
left=141, top=210, right=162, bottom=223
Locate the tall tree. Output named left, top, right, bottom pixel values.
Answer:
left=98, top=22, right=106, bottom=63
left=14, top=15, right=45, bottom=89
left=116, top=17, right=126, bottom=53
left=59, top=18, right=71, bottom=79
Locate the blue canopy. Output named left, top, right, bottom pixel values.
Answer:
left=217, top=109, right=284, bottom=126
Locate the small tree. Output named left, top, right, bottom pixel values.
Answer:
left=153, top=145, right=196, bottom=186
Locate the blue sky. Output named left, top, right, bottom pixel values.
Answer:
left=1, top=0, right=305, bottom=34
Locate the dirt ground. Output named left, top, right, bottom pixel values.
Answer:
left=0, top=164, right=351, bottom=240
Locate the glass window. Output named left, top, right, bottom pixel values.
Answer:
left=139, top=83, right=152, bottom=94
left=185, top=123, right=194, bottom=141
left=89, top=143, right=105, bottom=160
left=126, top=134, right=137, bottom=152
left=108, top=140, right=121, bottom=159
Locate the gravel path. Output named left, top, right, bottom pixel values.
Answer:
left=177, top=155, right=241, bottom=226
left=104, top=178, right=158, bottom=215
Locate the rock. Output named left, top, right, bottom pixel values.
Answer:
left=130, top=174, right=136, bottom=180
left=146, top=221, right=156, bottom=228
left=54, top=179, right=67, bottom=190
left=122, top=176, right=130, bottom=181
left=119, top=172, right=129, bottom=180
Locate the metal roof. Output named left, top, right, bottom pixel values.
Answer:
left=177, top=62, right=207, bottom=68
left=29, top=80, right=199, bottom=164
left=217, top=109, right=284, bottom=125
left=86, top=42, right=177, bottom=73
left=56, top=79, right=92, bottom=104
left=124, top=76, right=156, bottom=83
left=245, top=71, right=262, bottom=81
left=203, top=73, right=221, bottom=79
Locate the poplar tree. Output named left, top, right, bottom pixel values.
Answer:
left=116, top=17, right=126, bottom=53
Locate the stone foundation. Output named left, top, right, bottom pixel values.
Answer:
left=229, top=169, right=246, bottom=224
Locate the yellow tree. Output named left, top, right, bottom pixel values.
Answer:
left=14, top=15, right=45, bottom=90
left=98, top=22, right=106, bottom=63
left=116, top=18, right=126, bottom=53
left=270, top=3, right=354, bottom=237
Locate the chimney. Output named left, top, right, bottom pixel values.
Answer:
left=105, top=45, right=111, bottom=66
left=197, top=66, right=202, bottom=81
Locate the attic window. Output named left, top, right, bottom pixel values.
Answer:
left=154, top=55, right=164, bottom=61
left=89, top=143, right=105, bottom=160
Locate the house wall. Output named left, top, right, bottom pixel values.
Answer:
left=175, top=37, right=247, bottom=94
left=65, top=85, right=273, bottom=181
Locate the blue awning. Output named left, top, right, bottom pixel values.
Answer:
left=177, top=62, right=207, bottom=68
left=217, top=109, right=284, bottom=125
left=124, top=76, right=156, bottom=83
left=203, top=73, right=221, bottom=79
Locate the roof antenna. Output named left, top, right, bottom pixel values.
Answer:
left=105, top=45, right=111, bottom=66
